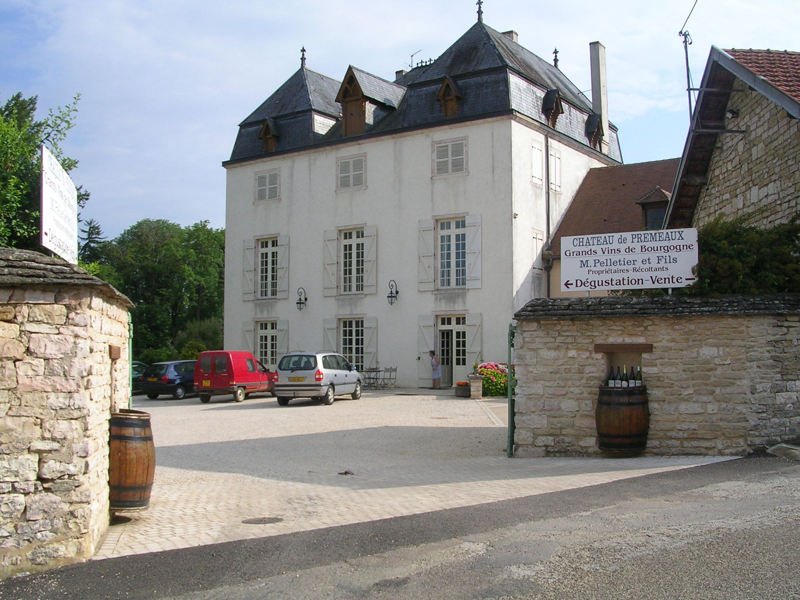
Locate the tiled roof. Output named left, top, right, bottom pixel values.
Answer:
left=551, top=158, right=680, bottom=256
left=727, top=49, right=800, bottom=103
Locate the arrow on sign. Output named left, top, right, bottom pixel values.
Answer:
left=564, top=280, right=573, bottom=289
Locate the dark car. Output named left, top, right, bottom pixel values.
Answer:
left=131, top=360, right=148, bottom=394
left=139, top=360, right=196, bottom=399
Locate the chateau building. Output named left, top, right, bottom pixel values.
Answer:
left=223, top=14, right=621, bottom=386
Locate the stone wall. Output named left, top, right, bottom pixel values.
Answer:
left=512, top=296, right=800, bottom=457
left=1, top=251, right=132, bottom=578
left=693, top=80, right=800, bottom=229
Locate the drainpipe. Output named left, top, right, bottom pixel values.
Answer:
left=544, top=135, right=552, bottom=298
left=506, top=321, right=517, bottom=457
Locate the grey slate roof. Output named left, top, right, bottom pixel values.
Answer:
left=227, top=20, right=619, bottom=164
left=398, top=22, right=592, bottom=113
left=0, top=248, right=133, bottom=308
left=241, top=68, right=341, bottom=125
left=348, top=66, right=406, bottom=109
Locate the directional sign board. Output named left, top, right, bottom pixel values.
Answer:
left=40, top=145, right=78, bottom=264
left=561, top=228, right=698, bottom=292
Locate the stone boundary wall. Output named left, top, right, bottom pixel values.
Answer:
left=513, top=296, right=800, bottom=457
left=1, top=250, right=132, bottom=578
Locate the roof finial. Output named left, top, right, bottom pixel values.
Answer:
left=301, top=46, right=306, bottom=68
left=476, top=0, right=483, bottom=23
left=553, top=48, right=559, bottom=69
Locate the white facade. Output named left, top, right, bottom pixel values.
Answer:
left=225, top=116, right=612, bottom=386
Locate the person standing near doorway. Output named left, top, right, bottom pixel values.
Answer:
left=429, top=350, right=441, bottom=389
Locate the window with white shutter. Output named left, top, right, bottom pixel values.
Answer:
left=433, top=139, right=466, bottom=176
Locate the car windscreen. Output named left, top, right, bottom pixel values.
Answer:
left=143, top=364, right=169, bottom=377
left=278, top=355, right=317, bottom=370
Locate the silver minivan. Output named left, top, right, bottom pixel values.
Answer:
left=273, top=352, right=362, bottom=406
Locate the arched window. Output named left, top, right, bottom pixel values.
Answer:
left=437, top=77, right=462, bottom=118
left=258, top=119, right=279, bottom=153
left=542, top=89, right=563, bottom=128
left=336, top=71, right=366, bottom=136
left=585, top=113, right=604, bottom=150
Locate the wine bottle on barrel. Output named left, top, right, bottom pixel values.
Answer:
left=629, top=365, right=637, bottom=388
left=621, top=364, right=629, bottom=388
left=607, top=366, right=616, bottom=387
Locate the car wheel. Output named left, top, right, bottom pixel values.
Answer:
left=234, top=387, right=246, bottom=402
left=277, top=397, right=289, bottom=406
left=351, top=381, right=362, bottom=400
left=323, top=385, right=335, bottom=405
left=173, top=386, right=186, bottom=400
left=147, top=393, right=158, bottom=400
left=200, top=394, right=211, bottom=404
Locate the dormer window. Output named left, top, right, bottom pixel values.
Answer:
left=585, top=113, right=604, bottom=150
left=437, top=77, right=462, bottom=118
left=258, top=118, right=279, bottom=153
left=336, top=71, right=366, bottom=136
left=542, top=89, right=563, bottom=128
left=637, top=187, right=671, bottom=230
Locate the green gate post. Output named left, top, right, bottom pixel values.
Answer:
left=507, top=321, right=517, bottom=457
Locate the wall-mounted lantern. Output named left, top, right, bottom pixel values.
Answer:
left=296, top=287, right=307, bottom=311
left=387, top=280, right=399, bottom=305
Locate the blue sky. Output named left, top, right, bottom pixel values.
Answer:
left=2, top=0, right=797, bottom=238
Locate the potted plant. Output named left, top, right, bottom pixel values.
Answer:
left=455, top=380, right=470, bottom=397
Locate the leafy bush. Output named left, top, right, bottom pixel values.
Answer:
left=477, top=362, right=508, bottom=396
left=621, top=217, right=800, bottom=297
left=685, top=217, right=800, bottom=295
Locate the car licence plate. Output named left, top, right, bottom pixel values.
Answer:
left=202, top=380, right=210, bottom=387
left=147, top=377, right=157, bottom=382
left=289, top=376, right=305, bottom=382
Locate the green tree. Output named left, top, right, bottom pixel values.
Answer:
left=0, top=92, right=88, bottom=248
left=79, top=218, right=106, bottom=262
left=99, top=219, right=225, bottom=357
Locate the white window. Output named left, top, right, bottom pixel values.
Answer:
left=323, top=226, right=377, bottom=297
left=418, top=216, right=481, bottom=292
left=341, top=229, right=365, bottom=293
left=257, top=321, right=278, bottom=367
left=437, top=217, right=467, bottom=288
left=434, top=139, right=466, bottom=175
left=340, top=318, right=364, bottom=371
left=532, top=142, right=543, bottom=185
left=256, top=171, right=280, bottom=201
left=258, top=238, right=279, bottom=297
left=243, top=237, right=288, bottom=301
left=338, top=155, right=365, bottom=189
left=548, top=150, right=561, bottom=192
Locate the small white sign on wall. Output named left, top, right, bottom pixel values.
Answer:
left=40, top=145, right=78, bottom=264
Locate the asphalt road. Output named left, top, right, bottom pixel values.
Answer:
left=2, top=392, right=798, bottom=599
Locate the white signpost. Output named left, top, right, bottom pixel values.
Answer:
left=561, top=228, right=698, bottom=292
left=40, top=145, right=78, bottom=264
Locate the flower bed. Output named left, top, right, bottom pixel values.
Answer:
left=476, top=362, right=508, bottom=396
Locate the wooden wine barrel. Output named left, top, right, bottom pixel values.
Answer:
left=109, top=409, right=155, bottom=511
left=596, top=386, right=649, bottom=454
